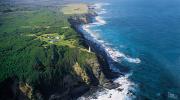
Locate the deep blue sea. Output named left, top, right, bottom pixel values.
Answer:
left=80, top=0, right=180, bottom=99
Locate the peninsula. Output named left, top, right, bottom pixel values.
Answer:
left=0, top=1, right=118, bottom=100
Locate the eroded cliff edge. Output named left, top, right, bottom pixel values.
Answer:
left=0, top=2, right=118, bottom=100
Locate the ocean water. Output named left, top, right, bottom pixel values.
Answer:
left=79, top=0, right=180, bottom=99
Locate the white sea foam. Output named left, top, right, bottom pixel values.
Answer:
left=82, top=25, right=97, bottom=39
left=83, top=2, right=141, bottom=65
left=93, top=3, right=110, bottom=10
left=78, top=74, right=138, bottom=100
left=101, top=44, right=141, bottom=64
left=125, top=57, right=141, bottom=64
left=98, top=9, right=107, bottom=15
left=94, top=16, right=107, bottom=25
left=78, top=3, right=141, bottom=100
left=82, top=24, right=141, bottom=64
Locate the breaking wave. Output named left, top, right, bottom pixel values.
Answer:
left=78, top=74, right=138, bottom=100
left=78, top=3, right=141, bottom=100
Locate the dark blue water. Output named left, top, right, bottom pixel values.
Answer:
left=89, top=0, right=180, bottom=99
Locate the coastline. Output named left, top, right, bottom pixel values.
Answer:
left=69, top=19, right=121, bottom=79
left=67, top=2, right=125, bottom=97
left=68, top=3, right=139, bottom=99
left=68, top=5, right=122, bottom=78
left=67, top=2, right=180, bottom=100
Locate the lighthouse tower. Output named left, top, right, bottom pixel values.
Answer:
left=88, top=46, right=91, bottom=52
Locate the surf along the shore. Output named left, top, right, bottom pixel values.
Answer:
left=67, top=2, right=141, bottom=100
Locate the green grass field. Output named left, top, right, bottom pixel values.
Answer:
left=61, top=3, right=89, bottom=15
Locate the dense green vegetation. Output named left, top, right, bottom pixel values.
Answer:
left=0, top=5, right=77, bottom=81
left=0, top=1, right=102, bottom=99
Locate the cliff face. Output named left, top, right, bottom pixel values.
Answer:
left=68, top=11, right=97, bottom=25
left=68, top=12, right=120, bottom=79
left=0, top=45, right=107, bottom=100
left=68, top=9, right=121, bottom=90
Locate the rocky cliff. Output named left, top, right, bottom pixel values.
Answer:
left=67, top=7, right=121, bottom=93
left=0, top=3, right=117, bottom=100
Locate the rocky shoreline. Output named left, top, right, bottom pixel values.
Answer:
left=68, top=4, right=121, bottom=93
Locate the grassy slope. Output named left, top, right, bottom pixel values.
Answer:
left=0, top=1, right=98, bottom=87
left=62, top=3, right=88, bottom=15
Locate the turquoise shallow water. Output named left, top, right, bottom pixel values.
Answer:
left=85, top=0, right=180, bottom=99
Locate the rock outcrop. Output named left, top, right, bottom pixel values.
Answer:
left=68, top=11, right=97, bottom=25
